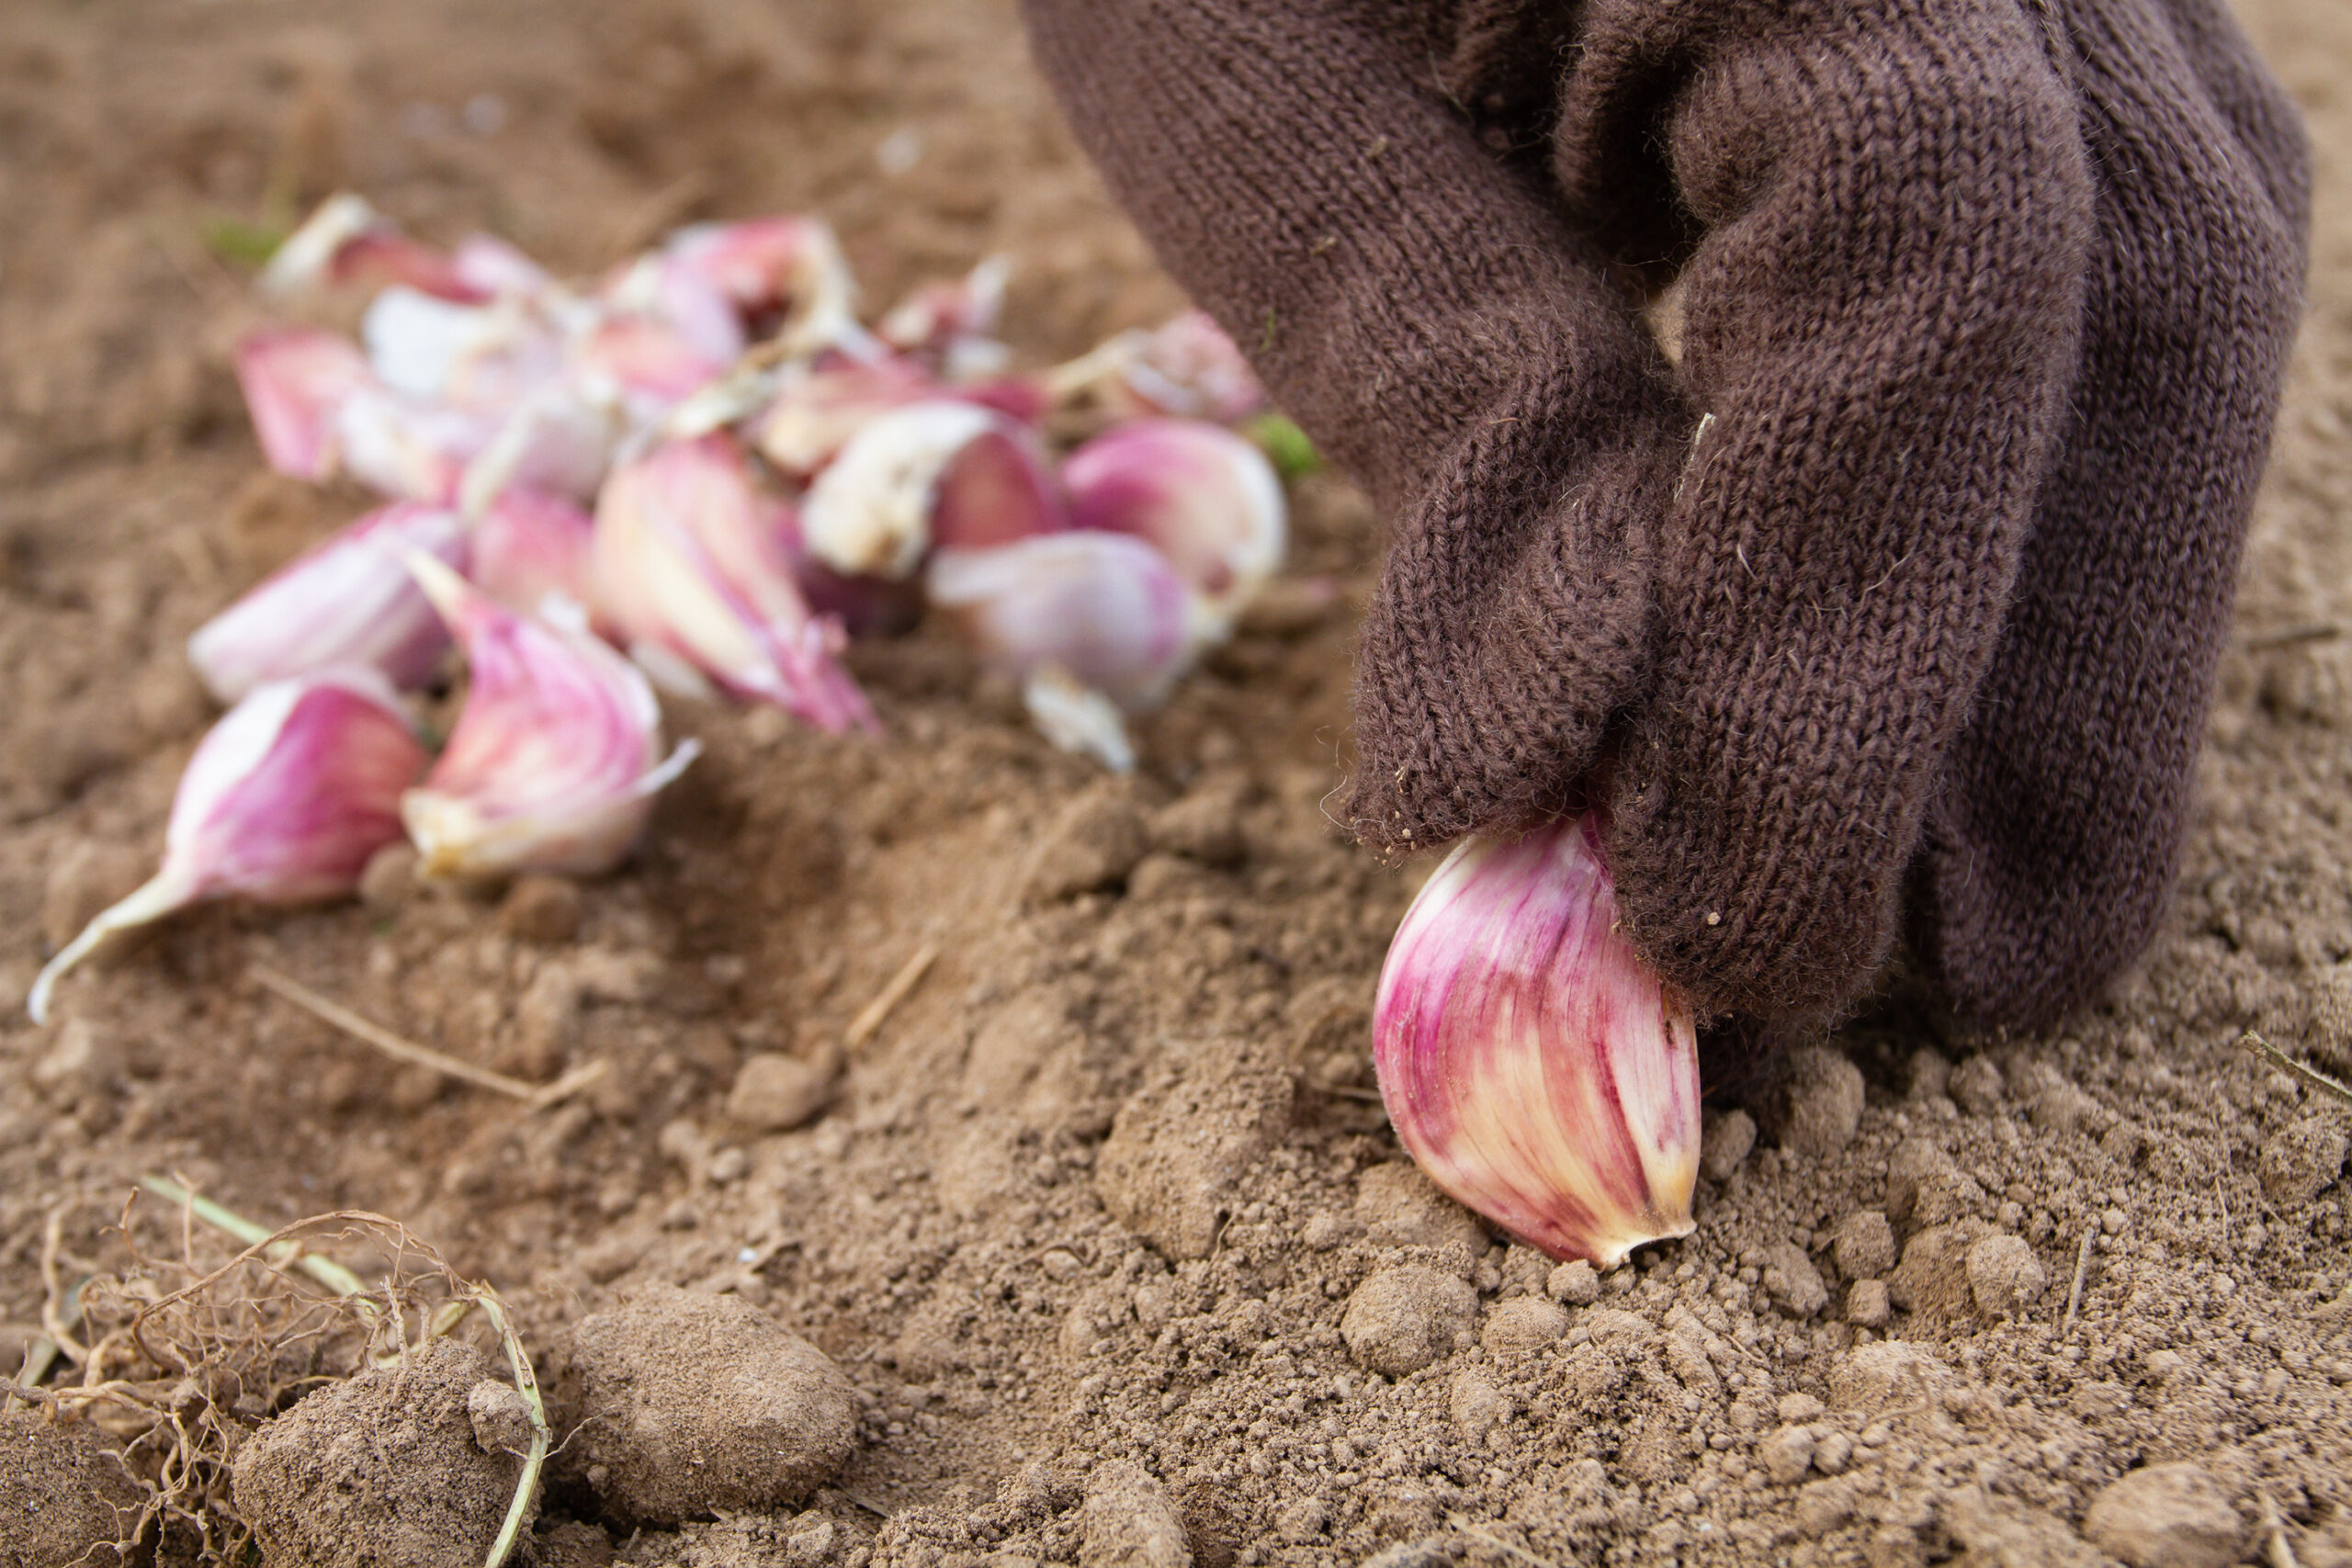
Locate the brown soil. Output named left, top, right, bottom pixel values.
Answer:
left=3, top=0, right=2350, bottom=1564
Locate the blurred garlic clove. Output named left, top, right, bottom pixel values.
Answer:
left=600, top=253, right=747, bottom=371
left=1064, top=418, right=1286, bottom=615
left=663, top=216, right=871, bottom=358
left=234, top=327, right=374, bottom=481
left=926, top=532, right=1204, bottom=710
left=362, top=287, right=564, bottom=410
left=878, top=255, right=1012, bottom=379
left=187, top=502, right=469, bottom=704
left=333, top=385, right=494, bottom=504
left=258, top=193, right=485, bottom=303
left=592, top=435, right=876, bottom=732
left=571, top=314, right=732, bottom=421
left=458, top=385, right=616, bottom=513
left=468, top=489, right=599, bottom=619
left=1044, top=310, right=1269, bottom=424
left=399, top=552, right=699, bottom=879
left=749, top=355, right=944, bottom=479
left=29, top=668, right=425, bottom=1022
left=774, top=507, right=928, bottom=640
left=801, top=401, right=1064, bottom=580
left=447, top=232, right=552, bottom=299
left=1023, top=666, right=1136, bottom=773
left=1373, top=815, right=1701, bottom=1268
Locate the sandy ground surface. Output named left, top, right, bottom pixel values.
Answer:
left=3, top=0, right=2351, bottom=1563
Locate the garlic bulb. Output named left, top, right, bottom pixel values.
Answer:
left=187, top=502, right=469, bottom=705
left=28, top=669, right=425, bottom=1022
left=1374, top=815, right=1701, bottom=1268
left=399, top=553, right=698, bottom=879
left=1063, top=418, right=1285, bottom=614
left=591, top=434, right=876, bottom=732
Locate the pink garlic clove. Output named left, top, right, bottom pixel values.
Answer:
left=1374, top=815, right=1701, bottom=1268
left=187, top=502, right=469, bottom=704
left=234, top=327, right=374, bottom=481
left=877, top=255, right=1012, bottom=380
left=925, top=532, right=1204, bottom=711
left=28, top=668, right=426, bottom=1022
left=1064, top=418, right=1286, bottom=614
left=1045, top=310, right=1270, bottom=424
left=258, top=194, right=486, bottom=303
left=468, top=489, right=599, bottom=621
left=591, top=435, right=876, bottom=733
left=399, top=553, right=699, bottom=880
left=801, top=401, right=1065, bottom=581
left=662, top=216, right=868, bottom=357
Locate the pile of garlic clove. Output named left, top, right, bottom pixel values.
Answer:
left=29, top=195, right=1295, bottom=1021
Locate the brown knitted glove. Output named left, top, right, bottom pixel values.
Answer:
left=1021, top=0, right=2309, bottom=1030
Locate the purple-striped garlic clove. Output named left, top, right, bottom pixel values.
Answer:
left=398, top=553, right=699, bottom=880
left=662, top=216, right=867, bottom=357
left=468, top=488, right=599, bottom=620
left=591, top=435, right=876, bottom=732
left=1373, top=814, right=1701, bottom=1269
left=925, top=532, right=1205, bottom=712
left=1064, top=418, right=1285, bottom=615
left=801, top=401, right=1064, bottom=581
left=28, top=669, right=425, bottom=1022
left=235, top=327, right=375, bottom=481
left=877, top=255, right=1012, bottom=379
left=1044, top=310, right=1269, bottom=424
left=187, top=502, right=469, bottom=704
left=258, top=193, right=487, bottom=303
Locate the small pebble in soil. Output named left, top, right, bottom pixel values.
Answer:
left=1846, top=1278, right=1892, bottom=1327
left=1948, top=1055, right=2006, bottom=1117
left=1759, top=1241, right=1829, bottom=1316
left=1700, top=1108, right=1758, bottom=1181
left=500, top=873, right=582, bottom=942
left=1831, top=1209, right=1896, bottom=1280
left=232, top=1338, right=526, bottom=1568
left=1340, top=1266, right=1476, bottom=1376
left=1757, top=1422, right=1816, bottom=1483
left=560, top=1283, right=856, bottom=1526
left=1779, top=1046, right=1866, bottom=1156
left=1079, top=1460, right=1191, bottom=1567
left=1966, top=1233, right=2048, bottom=1317
left=2082, top=1460, right=2246, bottom=1568
left=728, top=1046, right=842, bottom=1132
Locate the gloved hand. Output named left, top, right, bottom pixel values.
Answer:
left=1022, top=0, right=2310, bottom=1032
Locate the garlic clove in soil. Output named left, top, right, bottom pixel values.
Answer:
left=28, top=668, right=426, bottom=1023
left=801, top=401, right=1065, bottom=580
left=750, top=355, right=944, bottom=479
left=332, top=383, right=496, bottom=504
left=1063, top=418, right=1286, bottom=616
left=187, top=502, right=470, bottom=705
left=467, top=488, right=599, bottom=621
left=1373, top=814, right=1702, bottom=1269
left=398, top=551, right=699, bottom=880
left=592, top=434, right=876, bottom=733
left=1045, top=310, right=1268, bottom=424
left=258, top=193, right=487, bottom=303
left=663, top=216, right=867, bottom=357
left=877, top=254, right=1012, bottom=379
left=926, top=531, right=1207, bottom=711
left=235, top=327, right=376, bottom=481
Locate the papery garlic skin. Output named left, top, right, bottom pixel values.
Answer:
left=28, top=669, right=425, bottom=1023
left=592, top=435, right=876, bottom=732
left=802, top=402, right=1063, bottom=580
left=1373, top=816, right=1700, bottom=1269
left=926, top=533, right=1204, bottom=710
left=1064, top=419, right=1285, bottom=614
left=187, top=502, right=469, bottom=704
left=399, top=554, right=699, bottom=879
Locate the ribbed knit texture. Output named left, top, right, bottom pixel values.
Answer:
left=1021, top=0, right=2309, bottom=1032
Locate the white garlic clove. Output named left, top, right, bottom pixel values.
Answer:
left=591, top=435, right=876, bottom=733
left=801, top=401, right=1064, bottom=581
left=926, top=532, right=1206, bottom=711
left=1374, top=815, right=1702, bottom=1269
left=234, top=327, right=374, bottom=482
left=399, top=552, right=699, bottom=880
left=331, top=385, right=495, bottom=504
left=187, top=502, right=469, bottom=705
left=29, top=669, right=425, bottom=1022
left=1064, top=418, right=1286, bottom=615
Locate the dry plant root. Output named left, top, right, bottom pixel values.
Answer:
left=7, top=1176, right=545, bottom=1568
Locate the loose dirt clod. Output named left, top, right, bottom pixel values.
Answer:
left=0, top=1410, right=141, bottom=1568
left=560, top=1283, right=855, bottom=1527
left=232, top=1338, right=525, bottom=1568
left=2083, top=1461, right=2248, bottom=1568
left=1339, top=1266, right=1475, bottom=1376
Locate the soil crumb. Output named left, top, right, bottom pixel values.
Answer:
left=231, top=1337, right=526, bottom=1568
left=0, top=1410, right=140, bottom=1568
